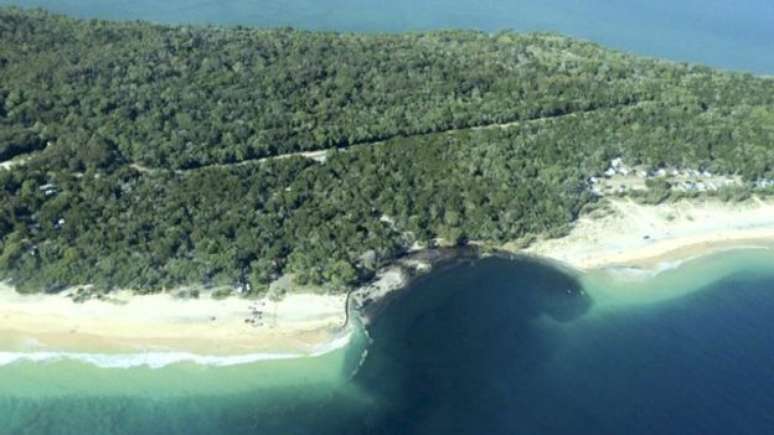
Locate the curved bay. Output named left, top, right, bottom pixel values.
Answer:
left=2, top=252, right=774, bottom=434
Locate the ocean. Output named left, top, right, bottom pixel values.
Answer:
left=2, top=250, right=774, bottom=434
left=2, top=1, right=774, bottom=433
left=0, top=0, right=773, bottom=73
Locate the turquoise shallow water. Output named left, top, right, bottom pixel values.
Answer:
left=2, top=3, right=773, bottom=432
left=0, top=327, right=374, bottom=434
left=1, top=0, right=773, bottom=73
left=2, top=249, right=774, bottom=434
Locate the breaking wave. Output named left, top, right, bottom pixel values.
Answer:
left=603, top=259, right=687, bottom=280
left=0, top=329, right=353, bottom=369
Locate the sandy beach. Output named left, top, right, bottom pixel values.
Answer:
left=3, top=196, right=774, bottom=359
left=520, top=197, right=774, bottom=271
left=0, top=283, right=347, bottom=356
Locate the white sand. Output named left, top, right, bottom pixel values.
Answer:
left=0, top=154, right=33, bottom=170
left=0, top=160, right=18, bottom=170
left=4, top=196, right=774, bottom=355
left=0, top=283, right=346, bottom=355
left=520, top=197, right=774, bottom=270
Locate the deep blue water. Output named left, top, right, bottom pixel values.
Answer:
left=2, top=2, right=774, bottom=432
left=2, top=255, right=774, bottom=434
left=350, top=256, right=774, bottom=434
left=1, top=0, right=773, bottom=73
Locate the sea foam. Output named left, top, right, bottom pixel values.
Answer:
left=603, top=259, right=686, bottom=281
left=0, top=330, right=353, bottom=369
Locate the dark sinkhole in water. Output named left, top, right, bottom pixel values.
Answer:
left=352, top=256, right=592, bottom=434
left=3, top=255, right=774, bottom=435
left=347, top=255, right=774, bottom=435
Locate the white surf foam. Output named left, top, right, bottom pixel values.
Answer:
left=603, top=259, right=687, bottom=281
left=0, top=330, right=353, bottom=369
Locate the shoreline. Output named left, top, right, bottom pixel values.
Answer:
left=2, top=197, right=774, bottom=362
left=516, top=197, right=774, bottom=271
left=0, top=284, right=349, bottom=359
left=0, top=250, right=443, bottom=363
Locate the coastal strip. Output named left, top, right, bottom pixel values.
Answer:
left=0, top=250, right=443, bottom=363
left=0, top=284, right=348, bottom=357
left=2, top=197, right=774, bottom=363
left=518, top=197, right=774, bottom=271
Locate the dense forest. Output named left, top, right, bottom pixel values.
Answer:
left=0, top=8, right=773, bottom=295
